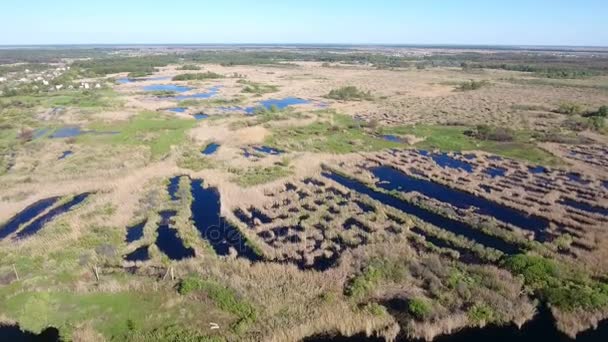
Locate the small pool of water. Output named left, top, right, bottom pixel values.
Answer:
left=173, top=86, right=222, bottom=100
left=15, top=193, right=91, bottom=240
left=244, top=97, right=311, bottom=114
left=126, top=220, right=146, bottom=243
left=202, top=143, right=220, bottom=155
left=0, top=197, right=61, bottom=240
left=190, top=179, right=261, bottom=260
left=529, top=166, right=549, bottom=174
left=253, top=146, right=284, bottom=155
left=167, top=107, right=187, bottom=113
left=0, top=325, right=60, bottom=342
left=58, top=150, right=73, bottom=160
left=484, top=167, right=507, bottom=178
left=143, top=84, right=193, bottom=93
left=566, top=172, right=591, bottom=185
left=49, top=127, right=85, bottom=138
left=155, top=211, right=195, bottom=260
left=33, top=128, right=50, bottom=139
left=427, top=152, right=474, bottom=173
left=167, top=176, right=181, bottom=201
left=382, top=135, right=402, bottom=143
left=193, top=113, right=209, bottom=120
left=124, top=245, right=150, bottom=262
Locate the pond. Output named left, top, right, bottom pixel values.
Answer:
left=124, top=245, right=150, bottom=262
left=126, top=220, right=146, bottom=243
left=143, top=84, right=193, bottom=93
left=190, top=179, right=260, bottom=261
left=173, top=86, right=222, bottom=100
left=15, top=193, right=91, bottom=240
left=167, top=107, right=187, bottom=113
left=155, top=211, right=195, bottom=261
left=559, top=198, right=608, bottom=216
left=323, top=171, right=519, bottom=254
left=371, top=166, right=549, bottom=233
left=382, top=135, right=402, bottom=143
left=58, top=150, right=73, bottom=160
left=484, top=166, right=507, bottom=178
left=167, top=176, right=182, bottom=201
left=0, top=325, right=60, bottom=342
left=427, top=152, right=474, bottom=173
left=253, top=146, right=284, bottom=155
left=244, top=97, right=311, bottom=114
left=193, top=113, right=209, bottom=120
left=49, top=127, right=119, bottom=139
left=0, top=197, right=61, bottom=240
left=202, top=143, right=220, bottom=155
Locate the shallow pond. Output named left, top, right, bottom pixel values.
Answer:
left=190, top=179, right=260, bottom=260
left=126, top=220, right=146, bottom=243
left=0, top=197, right=61, bottom=240
left=244, top=97, right=311, bottom=114
left=323, top=171, right=519, bottom=254
left=382, top=135, right=402, bottom=143
left=173, top=86, right=221, bottom=100
left=428, top=152, right=474, bottom=173
left=193, top=113, right=209, bottom=120
left=167, top=107, right=187, bottom=113
left=143, top=84, right=193, bottom=93
left=15, top=193, right=91, bottom=240
left=0, top=325, right=60, bottom=342
left=560, top=198, right=608, bottom=216
left=58, top=150, right=73, bottom=160
left=124, top=245, right=150, bottom=262
left=202, top=143, right=220, bottom=155
left=372, top=166, right=549, bottom=233
left=484, top=166, right=507, bottom=178
left=167, top=176, right=182, bottom=201
left=253, top=146, right=284, bottom=155
left=155, top=211, right=195, bottom=260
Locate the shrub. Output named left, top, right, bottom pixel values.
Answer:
left=408, top=298, right=431, bottom=320
left=555, top=102, right=582, bottom=115
left=467, top=125, right=514, bottom=142
left=326, top=86, right=373, bottom=101
left=172, top=72, right=224, bottom=81
left=456, top=80, right=489, bottom=91
left=468, top=303, right=495, bottom=324
left=177, top=64, right=202, bottom=71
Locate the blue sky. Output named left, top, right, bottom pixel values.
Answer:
left=1, top=0, right=606, bottom=46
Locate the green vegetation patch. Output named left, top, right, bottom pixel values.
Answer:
left=345, top=259, right=407, bottom=300
left=172, top=72, right=224, bottom=81
left=83, top=112, right=197, bottom=159
left=177, top=64, right=202, bottom=71
left=265, top=112, right=401, bottom=154
left=177, top=148, right=216, bottom=171
left=231, top=163, right=293, bottom=187
left=504, top=254, right=608, bottom=311
left=238, top=80, right=279, bottom=95
left=179, top=277, right=256, bottom=333
left=381, top=125, right=561, bottom=165
left=326, top=86, right=373, bottom=101
left=455, top=80, right=489, bottom=91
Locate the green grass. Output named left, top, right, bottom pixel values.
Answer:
left=172, top=72, right=224, bottom=81
left=265, top=112, right=401, bottom=154
left=231, top=165, right=292, bottom=187
left=176, top=97, right=244, bottom=108
left=326, top=86, right=373, bottom=101
left=380, top=125, right=561, bottom=166
left=82, top=112, right=197, bottom=159
left=177, top=148, right=216, bottom=171
left=238, top=80, right=279, bottom=95
left=1, top=291, right=176, bottom=338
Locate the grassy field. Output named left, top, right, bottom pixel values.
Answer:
left=82, top=112, right=197, bottom=159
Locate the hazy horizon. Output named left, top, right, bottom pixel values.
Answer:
left=2, top=0, right=607, bottom=46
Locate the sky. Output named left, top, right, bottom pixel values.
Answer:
left=1, top=0, right=607, bottom=46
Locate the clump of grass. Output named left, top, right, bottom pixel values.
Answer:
left=326, top=86, right=373, bottom=101
left=503, top=254, right=608, bottom=311
left=231, top=164, right=292, bottom=187
left=555, top=102, right=583, bottom=115
left=238, top=80, right=279, bottom=95
left=122, top=325, right=224, bottom=342
left=177, top=148, right=215, bottom=171
left=345, top=259, right=407, bottom=300
left=456, top=80, right=489, bottom=91
left=179, top=277, right=256, bottom=332
left=147, top=90, right=177, bottom=97
left=177, top=97, right=244, bottom=108
left=408, top=298, right=432, bottom=320
left=465, top=125, right=515, bottom=142
left=173, top=72, right=224, bottom=81
left=177, top=64, right=202, bottom=71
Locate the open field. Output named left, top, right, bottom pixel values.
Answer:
left=1, top=46, right=608, bottom=341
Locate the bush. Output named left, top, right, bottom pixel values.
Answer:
left=467, top=125, right=514, bottom=142
left=172, top=72, right=224, bottom=81
left=408, top=298, right=431, bottom=320
left=326, top=86, right=373, bottom=101
left=556, top=102, right=582, bottom=115
left=468, top=303, right=495, bottom=324
left=456, top=80, right=489, bottom=91
left=177, top=64, right=202, bottom=71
